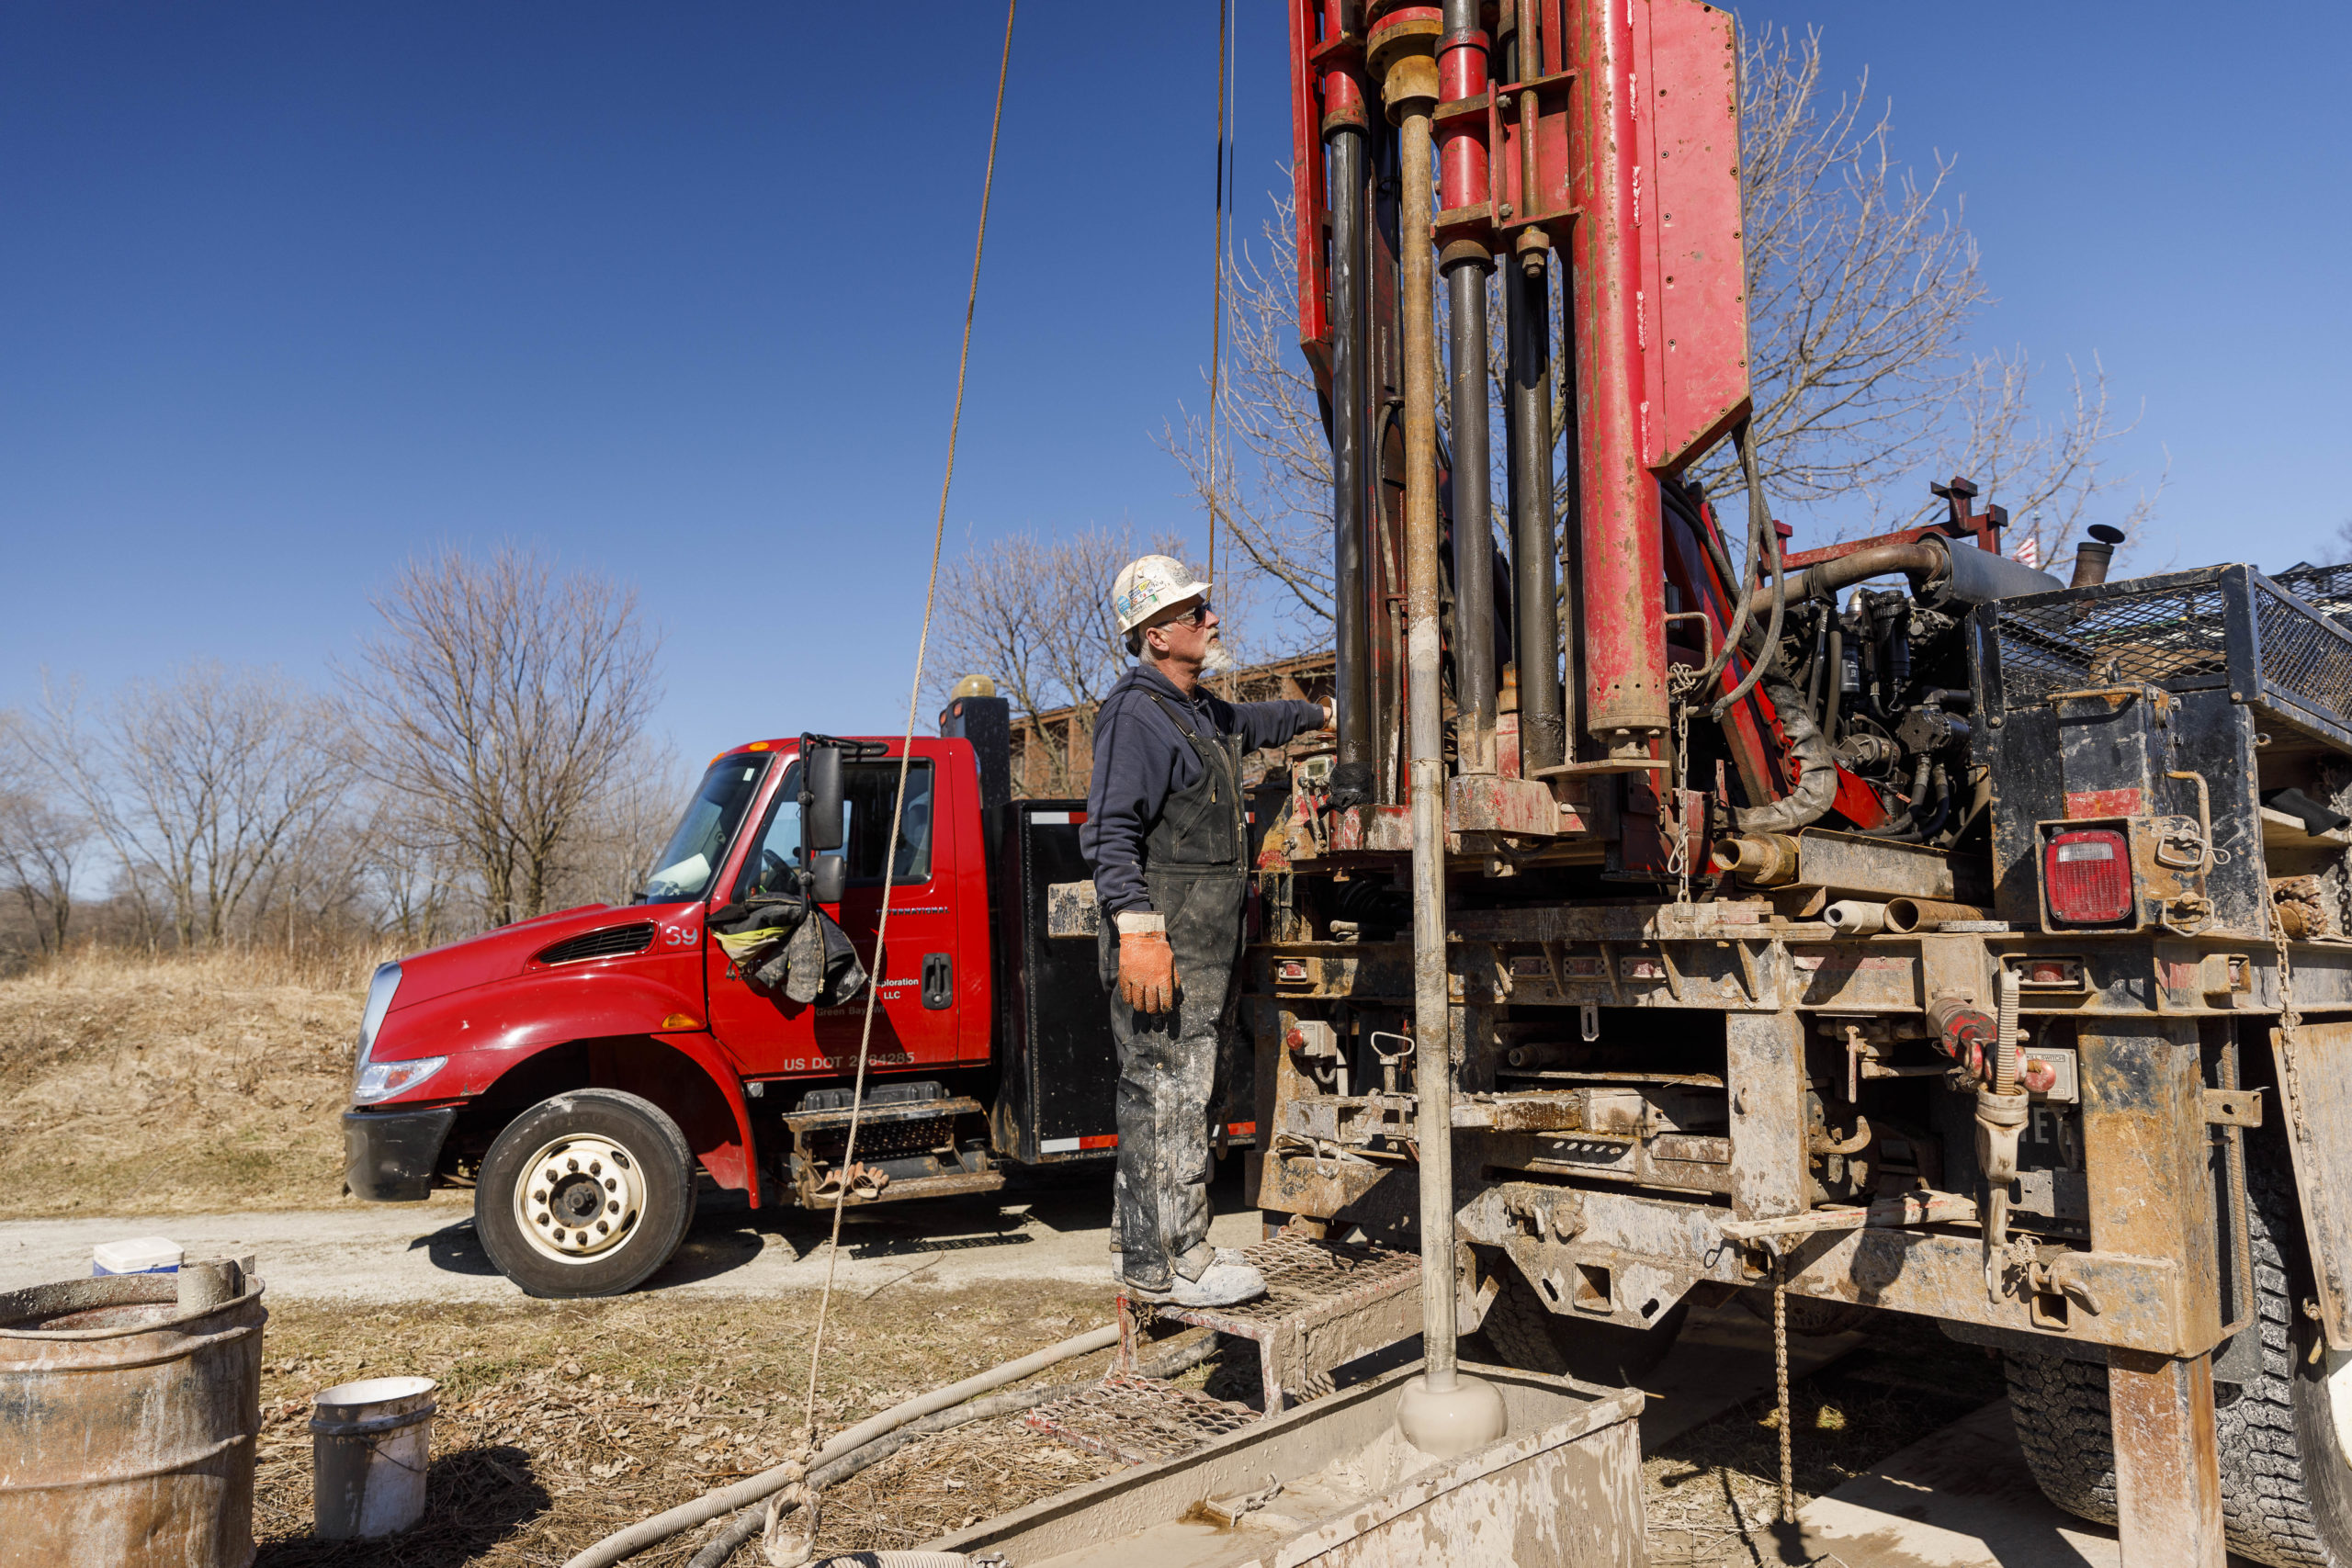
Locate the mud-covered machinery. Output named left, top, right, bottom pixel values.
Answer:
left=1247, top=4, right=2352, bottom=1564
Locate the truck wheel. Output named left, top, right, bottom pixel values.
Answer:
left=2007, top=1148, right=2352, bottom=1566
left=1478, top=1270, right=1688, bottom=1386
left=476, top=1089, right=698, bottom=1300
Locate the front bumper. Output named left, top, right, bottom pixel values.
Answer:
left=342, top=1106, right=458, bottom=1202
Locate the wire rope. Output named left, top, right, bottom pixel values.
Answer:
left=797, top=0, right=1019, bottom=1449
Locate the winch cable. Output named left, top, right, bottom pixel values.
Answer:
left=1204, top=0, right=1234, bottom=582
left=560, top=10, right=1021, bottom=1565
left=798, top=0, right=1019, bottom=1451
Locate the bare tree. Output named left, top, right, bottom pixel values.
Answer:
left=34, top=665, right=353, bottom=949
left=0, top=714, right=85, bottom=954
left=1719, top=28, right=1985, bottom=510
left=548, top=740, right=693, bottom=910
left=344, top=547, right=664, bottom=928
left=1161, top=201, right=1337, bottom=650
left=1174, top=26, right=2160, bottom=626
left=929, top=525, right=1192, bottom=797
left=1934, top=350, right=2165, bottom=572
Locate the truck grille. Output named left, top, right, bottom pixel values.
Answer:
left=535, top=923, right=656, bottom=965
left=1986, top=563, right=2352, bottom=751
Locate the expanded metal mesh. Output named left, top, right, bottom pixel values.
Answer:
left=2255, top=580, right=2352, bottom=718
left=1182, top=1233, right=1420, bottom=1332
left=1023, top=1374, right=1257, bottom=1465
left=1992, top=565, right=2352, bottom=749
left=1995, top=580, right=2232, bottom=703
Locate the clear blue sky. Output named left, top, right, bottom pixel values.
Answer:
left=5, top=2, right=2345, bottom=766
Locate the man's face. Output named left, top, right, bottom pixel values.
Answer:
left=1146, top=596, right=1220, bottom=665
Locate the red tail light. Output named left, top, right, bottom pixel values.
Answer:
left=2045, top=829, right=2132, bottom=924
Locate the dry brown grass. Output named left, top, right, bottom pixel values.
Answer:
left=0, top=946, right=388, bottom=1217
left=249, top=1282, right=1134, bottom=1566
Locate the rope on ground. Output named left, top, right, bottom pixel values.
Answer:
left=796, top=0, right=1020, bottom=1469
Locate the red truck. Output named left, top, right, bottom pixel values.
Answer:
left=340, top=695, right=1239, bottom=1297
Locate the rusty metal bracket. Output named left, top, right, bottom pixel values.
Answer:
left=2202, top=1087, right=2265, bottom=1128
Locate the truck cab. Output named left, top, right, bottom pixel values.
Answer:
left=339, top=696, right=1165, bottom=1297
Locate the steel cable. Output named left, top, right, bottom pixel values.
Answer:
left=797, top=0, right=1019, bottom=1442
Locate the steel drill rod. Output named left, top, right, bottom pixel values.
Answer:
left=1398, top=104, right=1457, bottom=1393
left=1330, top=125, right=1374, bottom=802
left=1507, top=247, right=1564, bottom=772
left=1447, top=257, right=1497, bottom=773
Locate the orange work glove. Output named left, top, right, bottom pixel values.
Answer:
left=1116, top=916, right=1178, bottom=1014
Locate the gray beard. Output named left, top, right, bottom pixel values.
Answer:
left=1201, top=641, right=1236, bottom=675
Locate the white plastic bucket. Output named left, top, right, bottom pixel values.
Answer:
left=310, top=1375, right=436, bottom=1539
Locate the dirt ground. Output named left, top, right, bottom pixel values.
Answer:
left=249, top=1282, right=1137, bottom=1567
left=0, top=948, right=372, bottom=1217
left=243, top=1281, right=2004, bottom=1567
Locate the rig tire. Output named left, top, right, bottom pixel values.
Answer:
left=2007, top=1146, right=2352, bottom=1566
left=1477, top=1270, right=1688, bottom=1386
left=477, top=1089, right=698, bottom=1300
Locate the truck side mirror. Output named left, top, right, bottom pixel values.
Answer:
left=803, top=745, right=845, bottom=852
left=811, top=853, right=847, bottom=905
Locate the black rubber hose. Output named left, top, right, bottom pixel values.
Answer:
left=685, top=1333, right=1226, bottom=1568
left=1711, top=423, right=1786, bottom=721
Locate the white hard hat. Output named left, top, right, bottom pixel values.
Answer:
left=1111, top=555, right=1212, bottom=636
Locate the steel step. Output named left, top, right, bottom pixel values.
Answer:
left=1117, top=1232, right=1421, bottom=1416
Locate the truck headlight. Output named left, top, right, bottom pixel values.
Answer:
left=352, top=962, right=406, bottom=1100
left=354, top=1055, right=448, bottom=1104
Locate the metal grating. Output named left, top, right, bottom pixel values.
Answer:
left=1179, top=1233, right=1420, bottom=1331
left=534, top=922, right=656, bottom=965
left=1989, top=564, right=2352, bottom=752
left=1023, top=1374, right=1257, bottom=1465
left=2255, top=577, right=2352, bottom=718
left=1994, top=579, right=2232, bottom=703
left=1118, top=1233, right=1423, bottom=1416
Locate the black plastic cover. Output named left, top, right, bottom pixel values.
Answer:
left=342, top=1106, right=458, bottom=1202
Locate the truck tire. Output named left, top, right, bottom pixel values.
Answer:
left=476, top=1089, right=698, bottom=1300
left=1478, top=1270, right=1688, bottom=1386
left=2007, top=1148, right=2352, bottom=1566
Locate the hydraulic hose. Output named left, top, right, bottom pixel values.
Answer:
left=562, top=1324, right=1123, bottom=1568
left=1735, top=677, right=1838, bottom=835
left=1710, top=423, right=1786, bottom=722
left=685, top=1331, right=1224, bottom=1568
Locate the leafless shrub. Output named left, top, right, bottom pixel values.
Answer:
left=33, top=664, right=353, bottom=950
left=342, top=547, right=663, bottom=928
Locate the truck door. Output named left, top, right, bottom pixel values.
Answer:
left=704, top=746, right=967, bottom=1084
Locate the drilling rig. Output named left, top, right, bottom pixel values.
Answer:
left=1235, top=3, right=2352, bottom=1563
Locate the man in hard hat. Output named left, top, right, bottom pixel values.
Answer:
left=1081, top=555, right=1331, bottom=1307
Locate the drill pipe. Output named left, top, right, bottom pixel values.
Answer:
left=1441, top=0, right=1496, bottom=773
left=1508, top=244, right=1565, bottom=773
left=1387, top=45, right=1458, bottom=1393
left=1329, top=93, right=1374, bottom=805
left=1447, top=258, right=1497, bottom=772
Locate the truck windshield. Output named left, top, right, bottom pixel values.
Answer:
left=641, top=754, right=771, bottom=903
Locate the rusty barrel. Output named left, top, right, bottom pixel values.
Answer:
left=0, top=1263, right=266, bottom=1568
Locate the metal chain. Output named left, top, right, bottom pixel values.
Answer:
left=1667, top=664, right=1702, bottom=907
left=1774, top=1251, right=1795, bottom=1524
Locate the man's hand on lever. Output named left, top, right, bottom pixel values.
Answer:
left=1116, top=911, right=1178, bottom=1014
